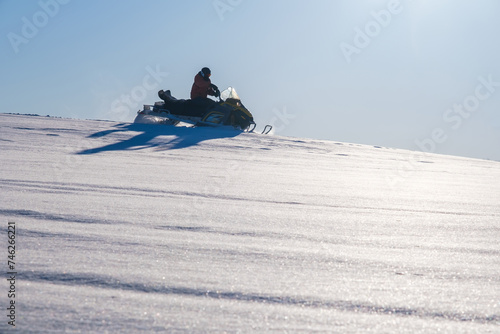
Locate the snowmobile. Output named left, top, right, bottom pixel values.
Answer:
left=135, top=87, right=272, bottom=134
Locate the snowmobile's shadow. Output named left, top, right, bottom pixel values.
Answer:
left=77, top=123, right=241, bottom=155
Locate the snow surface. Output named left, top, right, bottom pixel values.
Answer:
left=0, top=113, right=499, bottom=333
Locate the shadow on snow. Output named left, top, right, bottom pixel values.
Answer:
left=77, top=123, right=241, bottom=154
left=21, top=270, right=500, bottom=325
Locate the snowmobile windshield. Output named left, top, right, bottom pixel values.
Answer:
left=220, top=87, right=240, bottom=101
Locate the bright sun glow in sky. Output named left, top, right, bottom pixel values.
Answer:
left=1, top=0, right=499, bottom=160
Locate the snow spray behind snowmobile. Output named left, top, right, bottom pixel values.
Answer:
left=135, top=87, right=272, bottom=134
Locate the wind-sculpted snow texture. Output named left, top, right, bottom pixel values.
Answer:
left=0, top=114, right=499, bottom=333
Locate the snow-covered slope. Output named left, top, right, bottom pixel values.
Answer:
left=1, top=113, right=499, bottom=333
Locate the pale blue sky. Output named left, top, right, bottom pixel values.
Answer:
left=1, top=0, right=499, bottom=160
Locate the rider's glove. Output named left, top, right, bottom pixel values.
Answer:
left=210, top=84, right=220, bottom=97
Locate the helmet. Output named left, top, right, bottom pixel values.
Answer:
left=201, top=67, right=211, bottom=78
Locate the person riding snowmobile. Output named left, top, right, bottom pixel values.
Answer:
left=191, top=67, right=219, bottom=100
left=157, top=67, right=219, bottom=117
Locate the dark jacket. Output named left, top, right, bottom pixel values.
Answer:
left=190, top=72, right=213, bottom=99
